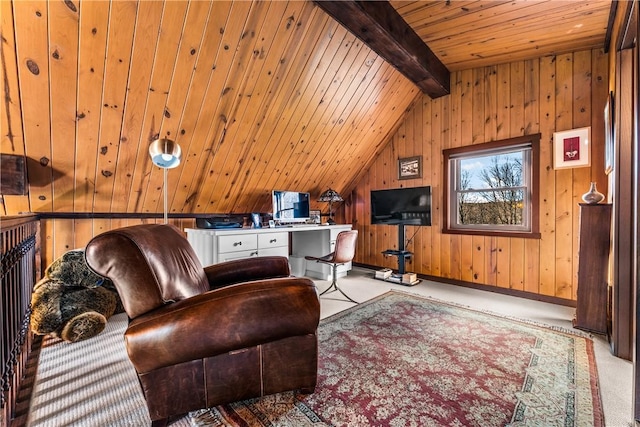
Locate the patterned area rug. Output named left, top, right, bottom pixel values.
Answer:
left=190, top=291, right=603, bottom=427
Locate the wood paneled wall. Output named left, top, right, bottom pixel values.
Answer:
left=347, top=48, right=609, bottom=301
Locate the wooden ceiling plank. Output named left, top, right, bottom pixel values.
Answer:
left=237, top=18, right=344, bottom=209
left=198, top=1, right=283, bottom=213
left=133, top=0, right=191, bottom=213
left=49, top=0, right=79, bottom=212
left=141, top=0, right=212, bottom=214
left=75, top=1, right=110, bottom=213
left=224, top=1, right=318, bottom=213
left=188, top=0, right=266, bottom=212
left=313, top=0, right=450, bottom=98
left=91, top=0, right=138, bottom=212
left=109, top=1, right=165, bottom=213
left=315, top=64, right=417, bottom=193
left=212, top=1, right=298, bottom=212
left=416, top=1, right=608, bottom=42
left=254, top=26, right=357, bottom=206
left=293, top=53, right=398, bottom=195
left=168, top=1, right=234, bottom=212
left=273, top=37, right=373, bottom=201
left=0, top=0, right=30, bottom=214
left=431, top=8, right=608, bottom=48
left=240, top=8, right=336, bottom=213
left=13, top=0, right=54, bottom=212
left=406, top=0, right=512, bottom=28
left=177, top=0, right=254, bottom=213
left=237, top=3, right=326, bottom=213
left=444, top=36, right=605, bottom=72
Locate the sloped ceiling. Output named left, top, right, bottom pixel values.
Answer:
left=0, top=0, right=612, bottom=216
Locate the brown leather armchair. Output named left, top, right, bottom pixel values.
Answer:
left=84, top=224, right=320, bottom=426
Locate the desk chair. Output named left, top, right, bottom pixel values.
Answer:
left=305, top=230, right=358, bottom=303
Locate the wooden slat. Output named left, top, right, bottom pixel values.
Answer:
left=145, top=0, right=212, bottom=215
left=185, top=0, right=258, bottom=212
left=75, top=1, right=110, bottom=212
left=48, top=0, right=79, bottom=211
left=133, top=0, right=190, bottom=213
left=571, top=50, right=593, bottom=300
left=13, top=1, right=53, bottom=212
left=1, top=1, right=30, bottom=215
left=109, top=1, right=164, bottom=213
left=169, top=0, right=234, bottom=212
left=92, top=0, right=138, bottom=211
left=554, top=53, right=575, bottom=300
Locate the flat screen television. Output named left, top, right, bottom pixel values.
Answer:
left=272, top=190, right=310, bottom=223
left=371, top=186, right=432, bottom=226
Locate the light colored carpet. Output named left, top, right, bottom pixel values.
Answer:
left=26, top=267, right=633, bottom=426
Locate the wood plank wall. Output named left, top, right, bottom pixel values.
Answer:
left=347, top=48, right=609, bottom=301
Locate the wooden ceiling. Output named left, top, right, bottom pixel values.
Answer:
left=0, top=0, right=612, bottom=216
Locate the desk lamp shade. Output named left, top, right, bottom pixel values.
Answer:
left=149, top=138, right=182, bottom=223
left=318, top=188, right=343, bottom=224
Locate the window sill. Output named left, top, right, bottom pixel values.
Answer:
left=441, top=228, right=541, bottom=239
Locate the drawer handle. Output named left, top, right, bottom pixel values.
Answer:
left=233, top=241, right=242, bottom=247
left=270, top=239, right=277, bottom=243
left=251, top=251, right=258, bottom=256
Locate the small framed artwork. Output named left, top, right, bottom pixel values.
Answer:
left=309, top=210, right=321, bottom=224
left=398, top=156, right=422, bottom=180
left=604, top=92, right=614, bottom=175
left=553, top=127, right=591, bottom=169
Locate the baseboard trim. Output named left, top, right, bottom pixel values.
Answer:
left=353, top=263, right=577, bottom=308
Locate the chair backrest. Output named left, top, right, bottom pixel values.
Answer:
left=85, top=224, right=209, bottom=318
left=333, top=230, right=358, bottom=264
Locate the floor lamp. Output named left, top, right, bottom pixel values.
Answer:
left=149, top=138, right=182, bottom=224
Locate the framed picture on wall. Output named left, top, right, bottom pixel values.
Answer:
left=604, top=91, right=614, bottom=175
left=398, top=156, right=422, bottom=180
left=553, top=127, right=591, bottom=169
left=309, top=209, right=321, bottom=224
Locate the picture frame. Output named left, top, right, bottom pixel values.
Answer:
left=398, top=156, right=422, bottom=180
left=309, top=209, right=321, bottom=224
left=604, top=92, right=614, bottom=175
left=553, top=127, right=591, bottom=170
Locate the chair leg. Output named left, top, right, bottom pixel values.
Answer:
left=320, top=263, right=358, bottom=304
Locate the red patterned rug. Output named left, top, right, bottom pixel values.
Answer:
left=190, top=291, right=603, bottom=426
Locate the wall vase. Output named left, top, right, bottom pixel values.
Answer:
left=581, top=182, right=605, bottom=204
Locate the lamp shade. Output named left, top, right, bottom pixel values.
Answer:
left=317, top=188, right=343, bottom=203
left=149, top=138, right=182, bottom=169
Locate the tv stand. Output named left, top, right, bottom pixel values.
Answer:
left=380, top=223, right=419, bottom=285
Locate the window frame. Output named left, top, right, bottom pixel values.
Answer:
left=442, top=134, right=541, bottom=239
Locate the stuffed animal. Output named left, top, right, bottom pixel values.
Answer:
left=30, top=250, right=123, bottom=343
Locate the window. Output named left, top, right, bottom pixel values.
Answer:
left=443, top=134, right=541, bottom=238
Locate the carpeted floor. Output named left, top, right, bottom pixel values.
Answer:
left=27, top=282, right=610, bottom=427
left=189, top=291, right=603, bottom=426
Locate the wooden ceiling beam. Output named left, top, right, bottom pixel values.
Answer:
left=313, top=0, right=450, bottom=98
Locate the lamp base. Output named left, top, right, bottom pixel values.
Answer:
left=327, top=218, right=336, bottom=225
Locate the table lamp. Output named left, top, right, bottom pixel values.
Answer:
left=318, top=188, right=343, bottom=224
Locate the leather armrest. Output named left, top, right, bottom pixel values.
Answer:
left=204, top=256, right=291, bottom=290
left=123, top=277, right=319, bottom=373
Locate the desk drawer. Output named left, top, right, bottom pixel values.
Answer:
left=218, top=234, right=258, bottom=253
left=219, top=249, right=259, bottom=262
left=258, top=232, right=288, bottom=249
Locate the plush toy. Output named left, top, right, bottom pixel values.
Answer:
left=30, top=250, right=123, bottom=343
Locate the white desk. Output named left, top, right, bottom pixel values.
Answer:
left=186, top=224, right=352, bottom=280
